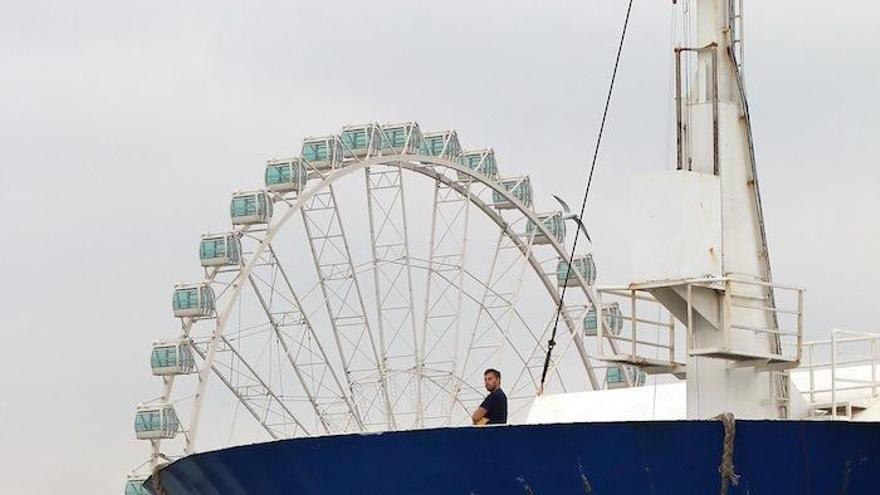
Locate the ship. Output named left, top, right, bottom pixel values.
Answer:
left=126, top=1, right=880, bottom=494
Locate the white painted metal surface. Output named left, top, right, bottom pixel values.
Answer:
left=608, top=0, right=799, bottom=420
left=527, top=384, right=687, bottom=423
left=630, top=171, right=721, bottom=282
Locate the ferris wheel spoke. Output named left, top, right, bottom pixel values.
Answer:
left=300, top=184, right=395, bottom=430
left=403, top=161, right=602, bottom=387
left=189, top=336, right=309, bottom=442
left=245, top=270, right=344, bottom=435
left=263, top=242, right=364, bottom=430
left=451, top=228, right=538, bottom=418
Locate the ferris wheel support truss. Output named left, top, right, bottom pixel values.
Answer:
left=420, top=179, right=473, bottom=425
left=364, top=166, right=422, bottom=428
left=261, top=242, right=364, bottom=432
left=299, top=185, right=396, bottom=430
left=156, top=154, right=632, bottom=463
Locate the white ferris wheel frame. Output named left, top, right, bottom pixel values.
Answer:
left=148, top=153, right=630, bottom=468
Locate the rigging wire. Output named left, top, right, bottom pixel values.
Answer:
left=539, top=0, right=635, bottom=391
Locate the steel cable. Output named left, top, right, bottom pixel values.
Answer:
left=540, top=0, right=635, bottom=390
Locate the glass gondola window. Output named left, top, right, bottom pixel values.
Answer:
left=380, top=122, right=422, bottom=154
left=265, top=160, right=308, bottom=193
left=200, top=237, right=226, bottom=260
left=230, top=191, right=273, bottom=225
left=265, top=162, right=291, bottom=185
left=526, top=212, right=566, bottom=244
left=302, top=140, right=328, bottom=162
left=557, top=254, right=597, bottom=287
left=301, top=136, right=343, bottom=168
left=199, top=234, right=240, bottom=267
left=345, top=129, right=367, bottom=149
left=151, top=342, right=195, bottom=376
left=421, top=131, right=462, bottom=163
left=466, top=154, right=480, bottom=168
left=607, top=365, right=624, bottom=384
left=341, top=124, right=381, bottom=159
left=134, top=405, right=179, bottom=440
left=461, top=149, right=499, bottom=180
left=384, top=128, right=406, bottom=149
left=607, top=365, right=646, bottom=389
left=584, top=302, right=623, bottom=336
left=421, top=134, right=444, bottom=156
left=492, top=176, right=533, bottom=209
left=172, top=284, right=215, bottom=318
left=232, top=194, right=260, bottom=217
left=125, top=478, right=149, bottom=495
left=173, top=288, right=197, bottom=310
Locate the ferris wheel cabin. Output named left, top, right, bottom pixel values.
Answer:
left=584, top=302, right=623, bottom=337
left=606, top=364, right=646, bottom=389
left=265, top=158, right=309, bottom=193
left=150, top=340, right=196, bottom=376
left=492, top=176, right=532, bottom=209
left=380, top=122, right=422, bottom=155
left=301, top=135, right=344, bottom=170
left=421, top=130, right=463, bottom=164
left=341, top=123, right=382, bottom=159
left=134, top=404, right=179, bottom=440
left=230, top=190, right=273, bottom=225
left=199, top=232, right=241, bottom=267
left=526, top=211, right=566, bottom=245
left=557, top=254, right=597, bottom=287
left=460, top=149, right=499, bottom=180
left=172, top=283, right=215, bottom=319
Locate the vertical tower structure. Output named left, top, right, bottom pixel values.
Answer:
left=608, top=0, right=804, bottom=419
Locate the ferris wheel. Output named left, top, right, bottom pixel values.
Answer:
left=125, top=121, right=643, bottom=492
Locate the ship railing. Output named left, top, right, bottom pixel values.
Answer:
left=699, top=276, right=804, bottom=367
left=596, top=276, right=805, bottom=378
left=800, top=329, right=880, bottom=419
left=594, top=287, right=685, bottom=377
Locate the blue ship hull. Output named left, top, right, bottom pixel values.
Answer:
left=148, top=420, right=880, bottom=494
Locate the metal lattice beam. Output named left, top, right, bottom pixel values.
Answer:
left=300, top=185, right=396, bottom=430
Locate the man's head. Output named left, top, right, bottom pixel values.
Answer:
left=483, top=368, right=501, bottom=392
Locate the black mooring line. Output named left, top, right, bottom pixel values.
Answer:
left=540, top=0, right=635, bottom=390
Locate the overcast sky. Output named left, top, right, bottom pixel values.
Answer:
left=1, top=1, right=878, bottom=493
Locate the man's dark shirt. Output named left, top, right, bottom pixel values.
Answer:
left=479, top=388, right=508, bottom=424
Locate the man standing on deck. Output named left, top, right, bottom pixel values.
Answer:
left=472, top=368, right=507, bottom=425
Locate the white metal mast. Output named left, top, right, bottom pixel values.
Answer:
left=681, top=0, right=785, bottom=419
left=600, top=0, right=805, bottom=419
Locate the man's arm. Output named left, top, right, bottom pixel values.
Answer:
left=472, top=407, right=489, bottom=425
left=473, top=391, right=497, bottom=425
